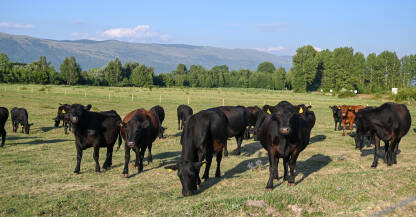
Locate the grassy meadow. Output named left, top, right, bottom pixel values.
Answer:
left=0, top=84, right=415, bottom=216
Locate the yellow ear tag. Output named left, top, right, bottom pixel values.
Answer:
left=299, top=107, right=303, bottom=114
left=168, top=169, right=173, bottom=172
left=119, top=123, right=123, bottom=127
left=202, top=162, right=206, bottom=166
left=62, top=110, right=66, bottom=114
left=267, top=109, right=271, bottom=114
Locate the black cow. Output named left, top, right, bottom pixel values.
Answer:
left=11, top=107, right=33, bottom=134
left=351, top=103, right=411, bottom=167
left=150, top=105, right=166, bottom=138
left=329, top=106, right=342, bottom=131
left=0, top=107, right=9, bottom=147
left=297, top=104, right=316, bottom=130
left=165, top=108, right=228, bottom=196
left=120, top=108, right=160, bottom=177
left=67, top=104, right=122, bottom=174
left=177, top=105, right=193, bottom=130
left=54, top=103, right=72, bottom=134
left=257, top=101, right=313, bottom=189
left=244, top=106, right=262, bottom=139
left=217, top=106, right=251, bottom=156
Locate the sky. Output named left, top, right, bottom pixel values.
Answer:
left=1, top=0, right=415, bottom=57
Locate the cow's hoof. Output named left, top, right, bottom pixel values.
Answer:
left=233, top=152, right=241, bottom=156
left=371, top=163, right=377, bottom=168
left=215, top=173, right=221, bottom=178
left=287, top=182, right=295, bottom=186
left=197, top=184, right=200, bottom=190
left=265, top=187, right=273, bottom=191
left=123, top=174, right=128, bottom=178
left=73, top=172, right=80, bottom=175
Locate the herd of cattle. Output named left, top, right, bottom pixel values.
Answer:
left=0, top=100, right=412, bottom=196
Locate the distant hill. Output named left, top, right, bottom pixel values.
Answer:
left=0, top=32, right=291, bottom=73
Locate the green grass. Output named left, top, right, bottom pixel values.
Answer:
left=0, top=84, right=415, bottom=216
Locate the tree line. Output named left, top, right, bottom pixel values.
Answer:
left=0, top=45, right=415, bottom=93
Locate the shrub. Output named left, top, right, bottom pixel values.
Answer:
left=393, top=87, right=416, bottom=102
left=338, top=91, right=355, bottom=98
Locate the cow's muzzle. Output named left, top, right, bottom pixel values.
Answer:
left=127, top=141, right=135, bottom=148
left=280, top=127, right=290, bottom=135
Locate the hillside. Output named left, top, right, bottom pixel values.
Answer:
left=0, top=32, right=291, bottom=73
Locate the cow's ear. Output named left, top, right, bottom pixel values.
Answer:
left=337, top=106, right=340, bottom=109
left=29, top=123, right=34, bottom=126
left=85, top=104, right=92, bottom=111
left=120, top=122, right=127, bottom=128
left=141, top=120, right=150, bottom=128
left=307, top=105, right=312, bottom=109
left=164, top=164, right=178, bottom=171
left=59, top=103, right=63, bottom=105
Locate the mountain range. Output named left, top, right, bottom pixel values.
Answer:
left=0, top=32, right=291, bottom=73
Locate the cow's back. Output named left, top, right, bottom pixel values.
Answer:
left=392, top=103, right=411, bottom=138
left=0, top=107, right=8, bottom=123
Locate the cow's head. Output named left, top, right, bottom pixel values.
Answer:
left=68, top=104, right=92, bottom=124
left=24, top=123, right=34, bottom=134
left=341, top=105, right=349, bottom=117
left=122, top=117, right=150, bottom=149
left=165, top=161, right=204, bottom=196
left=272, top=101, right=298, bottom=135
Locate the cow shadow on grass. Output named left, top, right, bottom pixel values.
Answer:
left=14, top=139, right=71, bottom=145
left=309, top=135, right=326, bottom=144
left=360, top=146, right=401, bottom=158
left=236, top=142, right=263, bottom=157
left=6, top=136, right=39, bottom=141
left=112, top=150, right=182, bottom=178
left=40, top=126, right=55, bottom=132
left=200, top=154, right=332, bottom=193
left=295, top=154, right=332, bottom=184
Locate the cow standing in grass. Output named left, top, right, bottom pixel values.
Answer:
left=68, top=104, right=122, bottom=174
left=165, top=108, right=228, bottom=196
left=329, top=106, right=342, bottom=131
left=351, top=103, right=411, bottom=168
left=11, top=107, right=33, bottom=134
left=120, top=108, right=160, bottom=177
left=245, top=106, right=262, bottom=139
left=54, top=103, right=72, bottom=134
left=341, top=105, right=364, bottom=136
left=150, top=105, right=166, bottom=139
left=0, top=107, right=9, bottom=147
left=177, top=105, right=193, bottom=130
left=257, top=101, right=314, bottom=189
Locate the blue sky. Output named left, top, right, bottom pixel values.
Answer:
left=1, top=0, right=415, bottom=56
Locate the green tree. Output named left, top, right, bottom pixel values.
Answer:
left=273, top=67, right=286, bottom=90
left=257, top=61, right=276, bottom=73
left=400, top=55, right=416, bottom=88
left=0, top=53, right=11, bottom=82
left=377, top=51, right=400, bottom=89
left=105, top=58, right=123, bottom=86
left=130, top=64, right=154, bottom=87
left=291, top=45, right=319, bottom=92
left=60, top=56, right=81, bottom=85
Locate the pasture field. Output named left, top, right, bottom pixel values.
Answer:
left=0, top=84, right=415, bottom=217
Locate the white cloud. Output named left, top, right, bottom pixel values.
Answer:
left=255, top=46, right=287, bottom=53
left=254, top=22, right=289, bottom=32
left=313, top=46, right=322, bottom=52
left=71, top=20, right=84, bottom=25
left=101, top=25, right=170, bottom=42
left=0, top=22, right=34, bottom=29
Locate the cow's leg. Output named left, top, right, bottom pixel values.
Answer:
left=283, top=157, right=289, bottom=181
left=202, top=152, right=213, bottom=180
left=21, top=124, right=24, bottom=133
left=371, top=136, right=381, bottom=168
left=266, top=151, right=276, bottom=189
left=74, top=146, right=83, bottom=174
left=233, top=135, right=243, bottom=155
left=273, top=156, right=279, bottom=180
left=179, top=119, right=182, bottom=130
left=138, top=147, right=146, bottom=173
left=93, top=147, right=100, bottom=172
left=215, top=150, right=223, bottom=178
left=386, top=140, right=395, bottom=166
left=288, top=152, right=300, bottom=185
left=134, top=148, right=139, bottom=168
left=103, top=145, right=114, bottom=170
left=147, top=143, right=153, bottom=163
left=350, top=120, right=354, bottom=135
left=122, top=145, right=131, bottom=177
left=64, top=122, right=68, bottom=134
left=342, top=120, right=346, bottom=136
left=1, top=127, right=6, bottom=147
left=393, top=139, right=400, bottom=164
left=244, top=126, right=250, bottom=139
left=334, top=121, right=337, bottom=131
left=223, top=141, right=229, bottom=157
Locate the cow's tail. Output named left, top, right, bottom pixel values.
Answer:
left=116, top=130, right=122, bottom=151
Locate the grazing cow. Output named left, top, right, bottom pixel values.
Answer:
left=177, top=105, right=193, bottom=130
left=341, top=105, right=364, bottom=136
left=150, top=105, right=166, bottom=138
left=244, top=106, right=262, bottom=139
left=165, top=108, right=228, bottom=196
left=217, top=106, right=251, bottom=156
left=53, top=103, right=72, bottom=134
left=11, top=107, right=33, bottom=134
left=0, top=107, right=9, bottom=147
left=67, top=104, right=122, bottom=174
left=329, top=106, right=342, bottom=131
left=351, top=103, right=411, bottom=167
left=120, top=108, right=160, bottom=177
left=257, top=101, right=313, bottom=189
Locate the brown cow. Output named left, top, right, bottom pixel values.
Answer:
left=340, top=105, right=364, bottom=136
left=120, top=109, right=160, bottom=177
